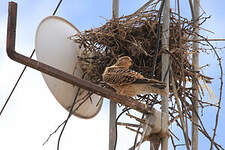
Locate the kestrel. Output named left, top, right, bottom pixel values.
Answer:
left=102, top=56, right=168, bottom=97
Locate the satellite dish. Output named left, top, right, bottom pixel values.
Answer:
left=35, top=16, right=103, bottom=119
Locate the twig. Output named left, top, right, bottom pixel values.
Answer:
left=203, top=40, right=223, bottom=150
left=126, top=113, right=145, bottom=124
left=43, top=120, right=66, bottom=146
left=117, top=122, right=140, bottom=128
left=198, top=127, right=224, bottom=150
left=170, top=135, right=177, bottom=150
left=152, top=0, right=165, bottom=77
left=57, top=73, right=86, bottom=150
left=127, top=0, right=156, bottom=20
left=171, top=68, right=190, bottom=150
left=133, top=114, right=145, bottom=150
left=126, top=126, right=142, bottom=134
left=188, top=38, right=225, bottom=42
left=169, top=129, right=180, bottom=141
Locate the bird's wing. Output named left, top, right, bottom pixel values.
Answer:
left=103, top=66, right=167, bottom=89
left=103, top=66, right=143, bottom=85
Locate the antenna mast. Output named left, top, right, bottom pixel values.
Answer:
left=161, top=0, right=170, bottom=150
left=109, top=0, right=119, bottom=150
left=192, top=0, right=200, bottom=149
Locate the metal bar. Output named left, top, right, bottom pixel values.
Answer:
left=191, top=0, right=200, bottom=150
left=7, top=2, right=17, bottom=54
left=1, top=0, right=64, bottom=117
left=112, top=0, right=119, bottom=19
left=109, top=0, right=119, bottom=149
left=6, top=2, right=151, bottom=115
left=161, top=0, right=170, bottom=150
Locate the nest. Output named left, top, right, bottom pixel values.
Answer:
left=70, top=3, right=224, bottom=149
left=72, top=9, right=212, bottom=96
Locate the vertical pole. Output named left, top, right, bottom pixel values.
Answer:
left=161, top=0, right=170, bottom=150
left=109, top=101, right=117, bottom=150
left=192, top=0, right=200, bottom=150
left=112, top=0, right=119, bottom=19
left=109, top=1, right=119, bottom=150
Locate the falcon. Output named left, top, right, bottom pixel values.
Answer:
left=102, top=56, right=168, bottom=97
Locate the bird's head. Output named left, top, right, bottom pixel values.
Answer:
left=115, top=56, right=132, bottom=68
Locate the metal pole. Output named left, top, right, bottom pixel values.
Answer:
left=109, top=102, right=117, bottom=150
left=192, top=0, right=200, bottom=150
left=161, top=0, right=170, bottom=150
left=109, top=0, right=119, bottom=150
left=112, top=0, right=119, bottom=19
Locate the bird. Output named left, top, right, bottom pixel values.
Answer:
left=102, top=56, right=168, bottom=97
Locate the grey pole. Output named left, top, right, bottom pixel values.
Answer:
left=109, top=1, right=119, bottom=150
left=192, top=0, right=200, bottom=150
left=161, top=0, right=170, bottom=150
left=112, top=0, right=119, bottom=18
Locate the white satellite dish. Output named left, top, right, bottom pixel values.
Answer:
left=35, top=16, right=103, bottom=119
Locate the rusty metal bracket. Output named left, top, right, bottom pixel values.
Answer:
left=6, top=1, right=150, bottom=114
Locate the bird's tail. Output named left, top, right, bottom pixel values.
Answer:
left=130, top=84, right=168, bottom=96
left=143, top=85, right=168, bottom=96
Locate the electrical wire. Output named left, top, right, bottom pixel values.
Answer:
left=0, top=0, right=63, bottom=117
left=57, top=86, right=81, bottom=150
left=113, top=108, right=131, bottom=150
left=0, top=50, right=35, bottom=116
left=57, top=73, right=86, bottom=150
left=53, top=0, right=63, bottom=16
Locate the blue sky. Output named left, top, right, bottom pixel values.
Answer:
left=0, top=0, right=225, bottom=150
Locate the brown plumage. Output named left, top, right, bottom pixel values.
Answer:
left=102, top=56, right=168, bottom=96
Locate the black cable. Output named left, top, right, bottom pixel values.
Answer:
left=0, top=0, right=63, bottom=117
left=163, top=59, right=171, bottom=82
left=52, top=0, right=63, bottom=16
left=57, top=88, right=81, bottom=150
left=113, top=108, right=131, bottom=150
left=57, top=73, right=86, bottom=150
left=0, top=49, right=35, bottom=117
left=152, top=0, right=165, bottom=77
